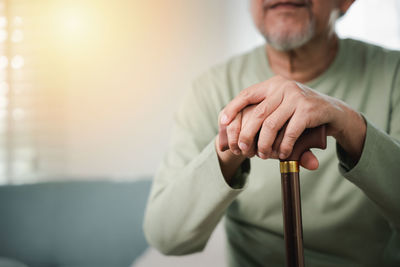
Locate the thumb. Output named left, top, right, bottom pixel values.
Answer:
left=299, top=150, right=319, bottom=170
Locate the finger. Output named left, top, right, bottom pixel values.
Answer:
left=256, top=101, right=295, bottom=159
left=239, top=115, right=258, bottom=158
left=218, top=112, right=229, bottom=151
left=227, top=112, right=242, bottom=155
left=267, top=123, right=287, bottom=159
left=247, top=141, right=257, bottom=158
left=238, top=92, right=284, bottom=155
left=218, top=126, right=229, bottom=151
left=278, top=111, right=307, bottom=159
left=220, top=80, right=280, bottom=126
left=258, top=125, right=282, bottom=159
left=299, top=150, right=319, bottom=170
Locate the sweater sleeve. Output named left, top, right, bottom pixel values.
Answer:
left=143, top=77, right=250, bottom=255
left=336, top=60, right=400, bottom=230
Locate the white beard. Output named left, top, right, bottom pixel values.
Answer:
left=265, top=18, right=316, bottom=51
left=263, top=9, right=340, bottom=51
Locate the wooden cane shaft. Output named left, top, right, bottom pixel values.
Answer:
left=281, top=163, right=304, bottom=267
left=277, top=126, right=326, bottom=266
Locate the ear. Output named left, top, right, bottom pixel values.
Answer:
left=338, top=0, right=355, bottom=15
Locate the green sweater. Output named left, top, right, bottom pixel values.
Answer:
left=144, top=39, right=400, bottom=267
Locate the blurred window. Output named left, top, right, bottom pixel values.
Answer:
left=0, top=0, right=65, bottom=184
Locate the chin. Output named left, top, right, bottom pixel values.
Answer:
left=264, top=22, right=315, bottom=51
left=261, top=14, right=315, bottom=50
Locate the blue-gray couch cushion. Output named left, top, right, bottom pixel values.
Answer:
left=0, top=180, right=151, bottom=267
left=0, top=257, right=27, bottom=267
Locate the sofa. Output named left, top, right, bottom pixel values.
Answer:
left=0, top=179, right=152, bottom=267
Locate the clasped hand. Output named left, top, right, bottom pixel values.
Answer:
left=217, top=76, right=365, bottom=170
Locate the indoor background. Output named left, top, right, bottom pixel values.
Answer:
left=0, top=0, right=399, bottom=266
left=1, top=0, right=399, bottom=185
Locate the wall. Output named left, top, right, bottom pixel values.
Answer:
left=30, top=0, right=400, bottom=181
left=63, top=0, right=263, bottom=179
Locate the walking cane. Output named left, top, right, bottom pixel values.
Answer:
left=279, top=125, right=326, bottom=267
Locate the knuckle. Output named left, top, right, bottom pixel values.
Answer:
left=293, top=87, right=305, bottom=97
left=282, top=142, right=294, bottom=153
left=289, top=81, right=300, bottom=90
left=280, top=131, right=299, bottom=155
left=239, top=133, right=252, bottom=145
left=257, top=143, right=270, bottom=154
left=285, top=131, right=299, bottom=142
left=227, top=124, right=240, bottom=135
left=218, top=110, right=226, bottom=123
left=263, top=119, right=278, bottom=132
left=229, top=140, right=238, bottom=149
left=286, top=91, right=303, bottom=104
left=306, top=103, right=317, bottom=114
left=239, top=88, right=251, bottom=99
left=289, top=85, right=306, bottom=99
left=280, top=143, right=292, bottom=155
left=299, top=99, right=314, bottom=114
left=282, top=80, right=297, bottom=92
left=253, top=103, right=268, bottom=119
left=273, top=75, right=285, bottom=82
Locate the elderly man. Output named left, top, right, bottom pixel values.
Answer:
left=144, top=0, right=400, bottom=266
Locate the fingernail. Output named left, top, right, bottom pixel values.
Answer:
left=220, top=114, right=229, bottom=124
left=279, top=152, right=286, bottom=159
left=233, top=149, right=241, bottom=155
left=239, top=142, right=248, bottom=151
left=258, top=152, right=267, bottom=159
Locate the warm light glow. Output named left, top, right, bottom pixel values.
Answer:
left=65, top=16, right=81, bottom=32
left=11, top=55, right=24, bottom=69
left=0, top=29, right=7, bottom=43
left=39, top=3, right=110, bottom=55
left=0, top=16, right=6, bottom=28
left=13, top=16, right=23, bottom=27
left=58, top=8, right=90, bottom=40
left=11, top=29, right=23, bottom=43
left=12, top=108, right=25, bottom=120
left=0, top=56, right=8, bottom=69
left=0, top=109, right=7, bottom=119
left=0, top=82, right=8, bottom=95
left=0, top=97, right=8, bottom=108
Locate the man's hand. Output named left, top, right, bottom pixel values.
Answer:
left=218, top=76, right=367, bottom=163
left=219, top=104, right=320, bottom=170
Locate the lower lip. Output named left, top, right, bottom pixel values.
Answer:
left=270, top=4, right=306, bottom=11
